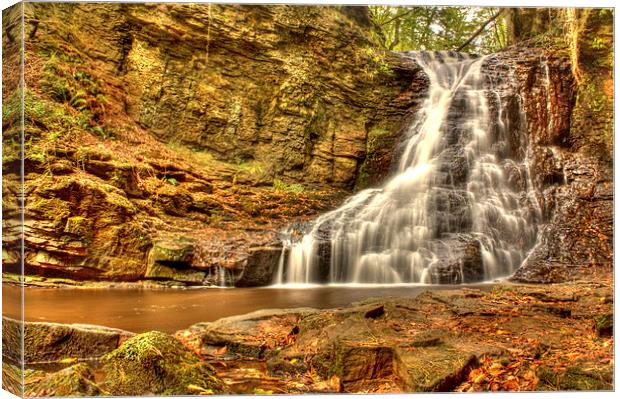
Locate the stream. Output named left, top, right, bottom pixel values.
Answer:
left=2, top=283, right=494, bottom=333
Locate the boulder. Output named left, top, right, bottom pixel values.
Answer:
left=2, top=317, right=134, bottom=364
left=100, top=331, right=225, bottom=396
left=234, top=246, right=283, bottom=287
left=427, top=236, right=484, bottom=284
left=144, top=262, right=206, bottom=285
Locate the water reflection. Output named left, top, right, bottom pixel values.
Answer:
left=2, top=283, right=493, bottom=333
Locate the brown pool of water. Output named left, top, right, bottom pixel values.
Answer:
left=2, top=283, right=494, bottom=333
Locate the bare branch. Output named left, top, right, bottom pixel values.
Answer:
left=456, top=9, right=504, bottom=52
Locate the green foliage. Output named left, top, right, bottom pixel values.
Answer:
left=69, top=90, right=88, bottom=110
left=363, top=47, right=395, bottom=78
left=273, top=179, right=304, bottom=193
left=161, top=175, right=179, bottom=186
left=369, top=6, right=507, bottom=53
left=593, top=314, right=613, bottom=336
left=236, top=160, right=265, bottom=175
left=590, top=37, right=605, bottom=50
left=38, top=50, right=110, bottom=139
left=110, top=171, right=127, bottom=187
left=354, top=126, right=391, bottom=190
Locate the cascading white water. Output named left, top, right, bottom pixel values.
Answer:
left=274, top=51, right=539, bottom=286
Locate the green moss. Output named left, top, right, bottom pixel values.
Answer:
left=26, top=197, right=72, bottom=226
left=355, top=125, right=391, bottom=190
left=593, top=314, right=613, bottom=337
left=363, top=47, right=395, bottom=78
left=37, top=50, right=110, bottom=139
left=101, top=331, right=225, bottom=395
left=64, top=216, right=92, bottom=238
left=151, top=239, right=194, bottom=263
left=537, top=364, right=613, bottom=391
left=273, top=179, right=304, bottom=193
left=26, top=363, right=102, bottom=397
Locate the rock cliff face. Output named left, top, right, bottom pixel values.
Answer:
left=2, top=3, right=424, bottom=284
left=507, top=10, right=613, bottom=283
left=2, top=4, right=612, bottom=286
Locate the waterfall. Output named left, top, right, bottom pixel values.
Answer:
left=274, top=51, right=540, bottom=286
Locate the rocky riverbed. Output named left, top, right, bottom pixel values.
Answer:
left=3, top=267, right=613, bottom=395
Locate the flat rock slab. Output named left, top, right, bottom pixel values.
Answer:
left=2, top=317, right=134, bottom=365
left=176, top=308, right=319, bottom=358
left=394, top=346, right=479, bottom=391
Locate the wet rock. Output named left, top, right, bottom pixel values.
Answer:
left=144, top=262, right=206, bottom=285
left=331, top=344, right=395, bottom=384
left=427, top=236, right=484, bottom=284
left=495, top=49, right=612, bottom=283
left=234, top=246, right=283, bottom=287
left=100, top=331, right=225, bottom=395
left=144, top=236, right=207, bottom=285
left=2, top=317, right=134, bottom=365
left=364, top=305, right=385, bottom=319
left=269, top=311, right=396, bottom=385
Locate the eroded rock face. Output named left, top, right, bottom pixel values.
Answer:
left=1, top=3, right=424, bottom=284
left=495, top=48, right=613, bottom=283
left=23, top=3, right=421, bottom=188
left=2, top=3, right=612, bottom=286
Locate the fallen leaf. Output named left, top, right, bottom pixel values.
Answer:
left=523, top=370, right=536, bottom=381
left=503, top=379, right=520, bottom=391
left=474, top=373, right=487, bottom=384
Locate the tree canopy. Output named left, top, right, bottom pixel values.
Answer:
left=369, top=6, right=508, bottom=54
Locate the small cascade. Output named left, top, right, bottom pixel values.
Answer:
left=274, top=51, right=540, bottom=286
left=205, top=266, right=234, bottom=287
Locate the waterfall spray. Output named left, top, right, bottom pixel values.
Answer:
left=275, top=52, right=540, bottom=286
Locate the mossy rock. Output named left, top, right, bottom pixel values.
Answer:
left=394, top=345, right=479, bottom=392
left=26, top=363, right=101, bottom=397
left=150, top=238, right=195, bottom=264
left=537, top=364, right=613, bottom=391
left=144, top=262, right=206, bottom=284
left=100, top=331, right=225, bottom=395
left=593, top=313, right=613, bottom=337
left=64, top=216, right=93, bottom=238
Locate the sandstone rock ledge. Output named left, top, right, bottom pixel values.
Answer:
left=2, top=275, right=613, bottom=395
